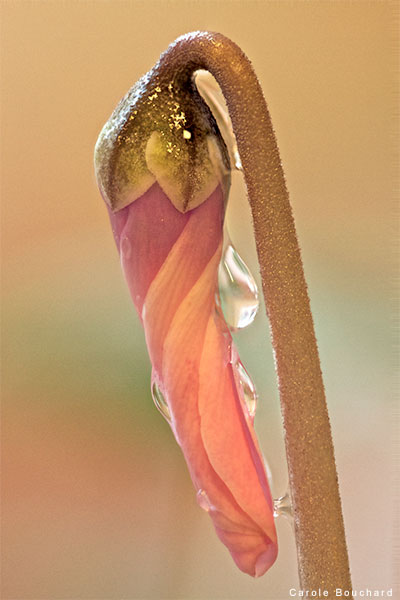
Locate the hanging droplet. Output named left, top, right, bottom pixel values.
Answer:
left=234, top=360, right=258, bottom=418
left=273, top=490, right=293, bottom=522
left=218, top=244, right=259, bottom=330
left=196, top=489, right=212, bottom=512
left=151, top=381, right=171, bottom=422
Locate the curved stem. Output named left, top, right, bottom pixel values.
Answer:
left=156, top=32, right=351, bottom=593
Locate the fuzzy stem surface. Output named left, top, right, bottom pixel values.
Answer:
left=155, top=31, right=352, bottom=594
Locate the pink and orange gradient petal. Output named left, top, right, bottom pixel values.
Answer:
left=107, top=181, right=277, bottom=577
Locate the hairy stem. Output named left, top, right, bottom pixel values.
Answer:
left=156, top=31, right=351, bottom=593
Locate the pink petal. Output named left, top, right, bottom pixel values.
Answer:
left=108, top=182, right=277, bottom=576
left=110, top=183, right=190, bottom=315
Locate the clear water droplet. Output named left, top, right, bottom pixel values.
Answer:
left=234, top=360, right=258, bottom=418
left=195, top=71, right=242, bottom=171
left=232, top=150, right=243, bottom=171
left=263, top=457, right=273, bottom=488
left=218, top=244, right=259, bottom=330
left=120, top=236, right=131, bottom=260
left=151, top=382, right=171, bottom=422
left=273, top=490, right=293, bottom=521
left=196, top=489, right=212, bottom=512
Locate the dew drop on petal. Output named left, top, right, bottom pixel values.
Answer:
left=218, top=244, right=259, bottom=330
left=120, top=236, right=132, bottom=260
left=196, top=489, right=212, bottom=512
left=151, top=382, right=171, bottom=422
left=234, top=360, right=258, bottom=418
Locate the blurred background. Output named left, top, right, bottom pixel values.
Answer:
left=1, top=2, right=397, bottom=599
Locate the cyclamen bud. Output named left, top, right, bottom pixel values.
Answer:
left=95, top=64, right=230, bottom=213
left=94, top=33, right=277, bottom=578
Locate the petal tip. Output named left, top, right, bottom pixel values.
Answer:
left=254, top=545, right=278, bottom=578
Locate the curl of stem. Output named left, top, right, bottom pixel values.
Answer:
left=156, top=31, right=351, bottom=594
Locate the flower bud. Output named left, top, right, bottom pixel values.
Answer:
left=95, top=54, right=277, bottom=578
left=95, top=70, right=230, bottom=213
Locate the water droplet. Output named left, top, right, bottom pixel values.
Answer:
left=234, top=360, right=258, bottom=418
left=273, top=490, right=293, bottom=521
left=120, top=236, right=131, bottom=260
left=218, top=244, right=259, bottom=330
left=263, top=457, right=273, bottom=488
left=196, top=489, right=212, bottom=512
left=195, top=71, right=242, bottom=171
left=232, top=149, right=243, bottom=171
left=151, top=382, right=171, bottom=422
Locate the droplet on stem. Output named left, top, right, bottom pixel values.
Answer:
left=273, top=489, right=293, bottom=523
left=195, top=71, right=242, bottom=171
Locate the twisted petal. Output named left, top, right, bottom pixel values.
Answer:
left=109, top=182, right=277, bottom=577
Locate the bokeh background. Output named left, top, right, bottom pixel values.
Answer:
left=1, top=2, right=397, bottom=599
